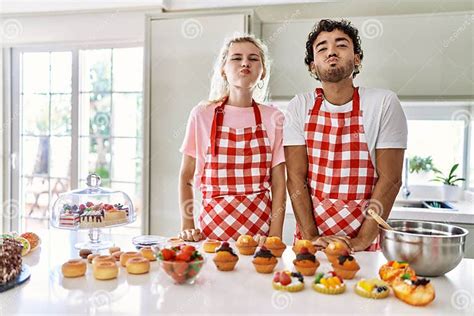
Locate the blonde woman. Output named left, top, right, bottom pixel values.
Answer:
left=178, top=34, right=286, bottom=243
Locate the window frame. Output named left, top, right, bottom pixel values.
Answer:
left=7, top=42, right=145, bottom=233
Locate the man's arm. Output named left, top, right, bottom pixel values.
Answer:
left=285, top=145, right=318, bottom=240
left=351, top=148, right=404, bottom=251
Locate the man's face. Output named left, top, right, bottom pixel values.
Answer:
left=311, top=29, right=360, bottom=83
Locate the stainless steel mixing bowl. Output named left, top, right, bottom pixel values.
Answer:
left=379, top=220, right=468, bottom=277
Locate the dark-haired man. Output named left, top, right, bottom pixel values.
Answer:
left=284, top=19, right=407, bottom=251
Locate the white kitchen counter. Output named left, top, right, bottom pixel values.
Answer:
left=1, top=232, right=473, bottom=315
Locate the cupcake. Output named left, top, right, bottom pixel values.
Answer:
left=252, top=246, right=278, bottom=273
left=331, top=255, right=360, bottom=279
left=235, top=235, right=258, bottom=255
left=379, top=260, right=416, bottom=284
left=355, top=278, right=390, bottom=299
left=312, top=271, right=346, bottom=295
left=324, top=241, right=349, bottom=264
left=212, top=242, right=239, bottom=271
left=392, top=274, right=435, bottom=306
left=264, top=237, right=286, bottom=257
left=293, top=247, right=320, bottom=276
left=272, top=270, right=304, bottom=292
left=202, top=239, right=221, bottom=253
left=292, top=239, right=316, bottom=255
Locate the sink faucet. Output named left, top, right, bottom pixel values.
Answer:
left=402, top=157, right=411, bottom=199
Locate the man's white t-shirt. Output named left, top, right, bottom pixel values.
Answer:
left=283, top=87, right=408, bottom=168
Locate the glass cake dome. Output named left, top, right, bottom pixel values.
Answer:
left=50, top=173, right=136, bottom=249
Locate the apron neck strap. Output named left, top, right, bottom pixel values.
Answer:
left=312, top=87, right=360, bottom=113
left=210, top=97, right=261, bottom=156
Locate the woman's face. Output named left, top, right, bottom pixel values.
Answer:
left=222, top=41, right=264, bottom=91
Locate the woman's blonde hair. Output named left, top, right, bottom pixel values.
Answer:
left=207, top=33, right=271, bottom=104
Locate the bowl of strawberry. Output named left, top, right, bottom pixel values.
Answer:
left=157, top=244, right=205, bottom=284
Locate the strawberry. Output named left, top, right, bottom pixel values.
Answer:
left=181, top=245, right=196, bottom=254
left=273, top=272, right=280, bottom=283
left=79, top=204, right=86, bottom=211
left=159, top=248, right=176, bottom=261
left=173, top=261, right=189, bottom=275
left=175, top=251, right=192, bottom=262
left=86, top=201, right=94, bottom=207
left=279, top=272, right=291, bottom=286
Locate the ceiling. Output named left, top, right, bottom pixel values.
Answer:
left=0, top=0, right=472, bottom=18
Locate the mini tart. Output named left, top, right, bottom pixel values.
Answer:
left=203, top=239, right=221, bottom=253
left=324, top=241, right=349, bottom=264
left=235, top=235, right=258, bottom=255
left=213, top=242, right=239, bottom=271
left=252, top=246, right=278, bottom=274
left=312, top=271, right=346, bottom=295
left=355, top=279, right=390, bottom=299
left=263, top=237, right=286, bottom=257
left=292, top=239, right=316, bottom=255
left=392, top=274, right=435, bottom=306
left=331, top=255, right=360, bottom=279
left=272, top=271, right=305, bottom=292
left=379, top=260, right=416, bottom=284
left=293, top=247, right=319, bottom=276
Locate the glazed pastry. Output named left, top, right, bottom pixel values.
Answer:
left=109, top=246, right=121, bottom=255
left=324, top=241, right=350, bottom=264
left=292, top=239, right=316, bottom=255
left=62, top=259, right=87, bottom=278
left=252, top=246, right=278, bottom=274
left=331, top=255, right=360, bottom=279
left=120, top=251, right=143, bottom=267
left=213, top=242, right=239, bottom=271
left=264, top=237, right=286, bottom=257
left=293, top=247, right=320, bottom=276
left=392, top=274, right=435, bottom=306
left=139, top=247, right=156, bottom=261
left=272, top=270, right=305, bottom=292
left=379, top=260, right=416, bottom=284
left=93, top=261, right=118, bottom=280
left=87, top=253, right=100, bottom=264
left=202, top=239, right=221, bottom=253
left=92, top=255, right=115, bottom=266
left=312, top=271, right=346, bottom=295
left=126, top=257, right=150, bottom=274
left=79, top=249, right=92, bottom=259
left=235, top=235, right=257, bottom=255
left=112, top=251, right=123, bottom=262
left=167, top=237, right=185, bottom=247
left=355, top=278, right=390, bottom=299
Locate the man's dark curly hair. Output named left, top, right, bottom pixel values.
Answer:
left=304, top=19, right=363, bottom=80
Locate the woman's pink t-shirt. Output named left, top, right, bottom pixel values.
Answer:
left=180, top=102, right=286, bottom=188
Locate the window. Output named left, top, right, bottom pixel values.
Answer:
left=11, top=46, right=144, bottom=236
left=403, top=102, right=472, bottom=190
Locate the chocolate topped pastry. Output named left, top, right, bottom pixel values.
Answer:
left=296, top=247, right=316, bottom=262
left=253, top=246, right=275, bottom=259
left=338, top=255, right=355, bottom=265
left=215, top=242, right=237, bottom=257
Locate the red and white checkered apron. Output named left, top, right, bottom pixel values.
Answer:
left=199, top=97, right=272, bottom=241
left=296, top=87, right=379, bottom=251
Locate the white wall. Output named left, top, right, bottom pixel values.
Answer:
left=0, top=10, right=149, bottom=46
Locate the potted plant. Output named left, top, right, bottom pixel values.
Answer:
left=431, top=163, right=466, bottom=201
left=408, top=155, right=436, bottom=184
